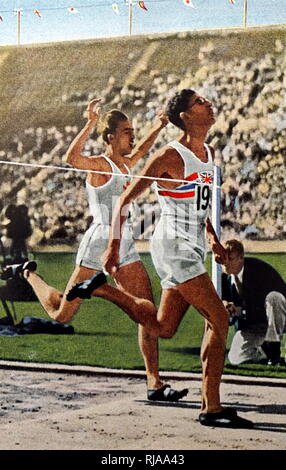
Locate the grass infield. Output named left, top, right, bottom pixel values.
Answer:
left=0, top=251, right=285, bottom=379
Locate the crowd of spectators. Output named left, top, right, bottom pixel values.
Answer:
left=0, top=38, right=285, bottom=249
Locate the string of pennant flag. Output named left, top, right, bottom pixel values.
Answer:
left=0, top=0, right=237, bottom=22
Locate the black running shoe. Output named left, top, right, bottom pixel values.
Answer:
left=66, top=272, right=107, bottom=301
left=199, top=407, right=254, bottom=429
left=147, top=384, right=189, bottom=402
left=1, top=261, right=37, bottom=280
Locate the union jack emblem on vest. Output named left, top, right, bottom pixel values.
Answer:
left=198, top=172, right=213, bottom=184
left=158, top=171, right=213, bottom=199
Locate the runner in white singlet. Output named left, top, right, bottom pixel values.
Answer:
left=21, top=98, right=189, bottom=400
left=98, top=89, right=254, bottom=428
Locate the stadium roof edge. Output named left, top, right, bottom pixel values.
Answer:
left=0, top=22, right=285, bottom=50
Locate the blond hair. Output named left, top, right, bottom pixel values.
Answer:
left=98, top=109, right=129, bottom=144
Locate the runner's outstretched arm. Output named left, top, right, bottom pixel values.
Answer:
left=126, top=111, right=168, bottom=168
left=64, top=98, right=102, bottom=169
left=205, top=216, right=228, bottom=264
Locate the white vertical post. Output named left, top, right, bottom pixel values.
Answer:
left=17, top=9, right=21, bottom=45
left=211, top=165, right=222, bottom=297
left=129, top=1, right=133, bottom=36
left=244, top=0, right=248, bottom=27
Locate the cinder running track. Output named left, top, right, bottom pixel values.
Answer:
left=0, top=361, right=285, bottom=451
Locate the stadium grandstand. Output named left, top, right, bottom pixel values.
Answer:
left=0, top=27, right=285, bottom=250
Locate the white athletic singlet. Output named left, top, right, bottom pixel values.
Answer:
left=151, top=140, right=214, bottom=288
left=76, top=155, right=139, bottom=270
left=86, top=156, right=131, bottom=225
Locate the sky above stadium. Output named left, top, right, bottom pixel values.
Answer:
left=0, top=0, right=285, bottom=46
